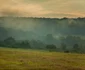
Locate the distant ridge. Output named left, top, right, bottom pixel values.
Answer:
left=0, top=16, right=85, bottom=19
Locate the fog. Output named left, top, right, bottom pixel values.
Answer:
left=0, top=17, right=85, bottom=44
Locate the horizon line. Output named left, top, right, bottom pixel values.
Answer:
left=0, top=16, right=85, bottom=19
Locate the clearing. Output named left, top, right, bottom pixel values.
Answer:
left=0, top=47, right=85, bottom=70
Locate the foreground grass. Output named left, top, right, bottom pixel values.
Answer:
left=0, top=47, right=85, bottom=70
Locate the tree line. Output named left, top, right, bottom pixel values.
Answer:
left=0, top=36, right=84, bottom=54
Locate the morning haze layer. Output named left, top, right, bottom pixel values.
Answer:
left=0, top=17, right=85, bottom=41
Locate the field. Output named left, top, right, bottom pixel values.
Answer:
left=0, top=47, right=85, bottom=70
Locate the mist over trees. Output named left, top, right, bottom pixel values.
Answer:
left=0, top=17, right=85, bottom=53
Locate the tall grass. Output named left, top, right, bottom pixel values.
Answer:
left=0, top=47, right=85, bottom=70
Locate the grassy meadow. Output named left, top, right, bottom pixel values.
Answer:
left=0, top=47, right=85, bottom=70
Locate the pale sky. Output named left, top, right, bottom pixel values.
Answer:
left=0, top=0, right=85, bottom=18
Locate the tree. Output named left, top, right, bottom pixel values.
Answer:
left=73, top=44, right=80, bottom=53
left=45, top=34, right=55, bottom=44
left=4, top=37, right=15, bottom=44
left=61, top=43, right=67, bottom=51
left=3, top=37, right=16, bottom=47
left=19, top=40, right=31, bottom=49
left=30, top=40, right=45, bottom=49
left=46, top=44, right=56, bottom=52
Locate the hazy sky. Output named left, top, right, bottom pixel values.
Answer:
left=0, top=0, right=85, bottom=18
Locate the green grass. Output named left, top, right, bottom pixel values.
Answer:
left=0, top=47, right=85, bottom=70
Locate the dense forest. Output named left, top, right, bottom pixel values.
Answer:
left=0, top=17, right=85, bottom=53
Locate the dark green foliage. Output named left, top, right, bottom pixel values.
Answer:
left=3, top=37, right=16, bottom=48
left=0, top=37, right=31, bottom=49
left=4, top=37, right=15, bottom=43
left=61, top=43, right=67, bottom=51
left=19, top=40, right=31, bottom=49
left=45, top=34, right=56, bottom=45
left=30, top=40, right=45, bottom=49
left=46, top=44, right=56, bottom=52
left=61, top=35, right=81, bottom=46
left=64, top=50, right=69, bottom=53
left=73, top=44, right=80, bottom=53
